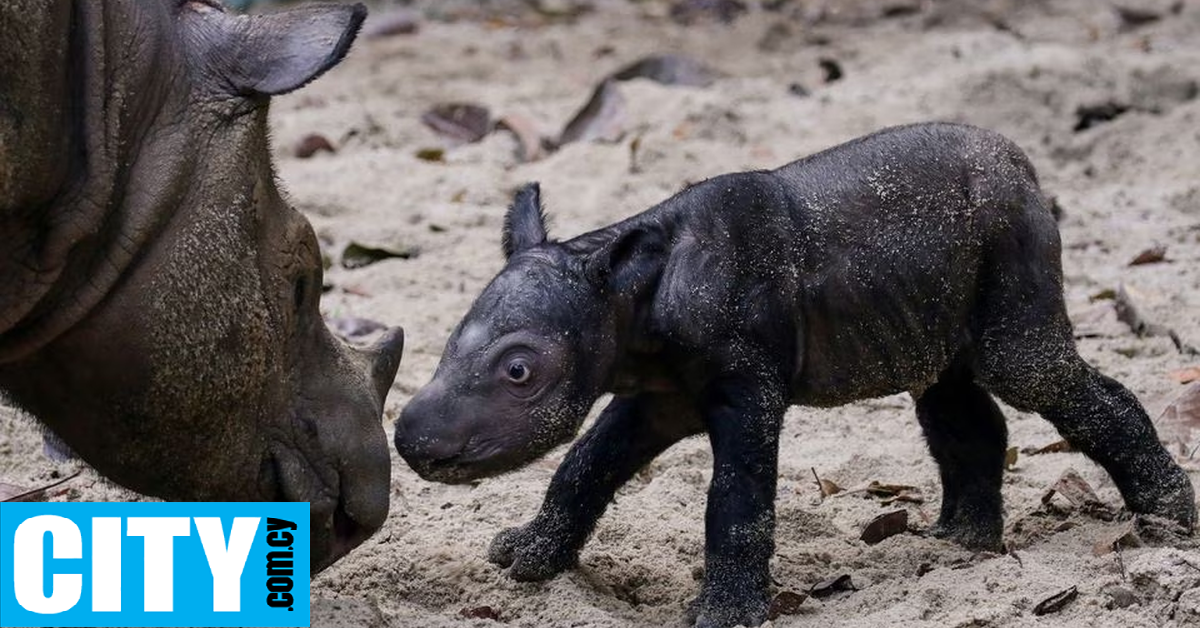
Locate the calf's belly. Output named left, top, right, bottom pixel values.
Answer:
left=789, top=290, right=968, bottom=407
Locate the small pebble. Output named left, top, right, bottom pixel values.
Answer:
left=1104, top=585, right=1139, bottom=609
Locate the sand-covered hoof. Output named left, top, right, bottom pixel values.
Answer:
left=928, top=521, right=1003, bottom=553
left=1132, top=466, right=1197, bottom=534
left=487, top=524, right=576, bottom=582
left=685, top=589, right=769, bottom=628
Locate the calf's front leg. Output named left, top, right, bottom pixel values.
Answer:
left=489, top=392, right=701, bottom=580
left=688, top=375, right=786, bottom=628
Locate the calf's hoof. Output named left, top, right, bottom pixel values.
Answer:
left=685, top=589, right=769, bottom=628
left=1130, top=466, right=1197, bottom=534
left=928, top=520, right=1003, bottom=553
left=487, top=524, right=576, bottom=582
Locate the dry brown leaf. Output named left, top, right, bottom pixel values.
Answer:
left=421, top=103, right=492, bottom=145
left=832, top=480, right=922, bottom=504
left=819, top=479, right=843, bottom=496
left=558, top=79, right=626, bottom=145
left=1091, top=523, right=1142, bottom=556
left=1115, top=3, right=1165, bottom=28
left=1159, top=381, right=1200, bottom=426
left=1033, top=586, right=1078, bottom=615
left=1158, top=381, right=1200, bottom=449
left=342, top=242, right=419, bottom=269
left=811, top=467, right=842, bottom=498
left=415, top=147, right=445, bottom=162
left=496, top=114, right=546, bottom=162
left=1128, top=244, right=1167, bottom=266
left=295, top=134, right=335, bottom=159
left=611, top=54, right=721, bottom=87
left=879, top=492, right=925, bottom=505
left=860, top=510, right=908, bottom=545
left=1041, top=469, right=1117, bottom=520
left=809, top=574, right=855, bottom=598
left=1168, top=366, right=1200, bottom=385
left=1042, top=469, right=1100, bottom=505
left=1022, top=439, right=1074, bottom=455
left=340, top=284, right=373, bottom=298
left=864, top=481, right=920, bottom=498
left=1004, top=446, right=1019, bottom=470
left=459, top=605, right=501, bottom=620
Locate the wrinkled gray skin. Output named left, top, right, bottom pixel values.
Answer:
left=396, top=123, right=1197, bottom=628
left=0, top=0, right=403, bottom=572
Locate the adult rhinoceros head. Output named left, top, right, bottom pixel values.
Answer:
left=0, top=0, right=401, bottom=572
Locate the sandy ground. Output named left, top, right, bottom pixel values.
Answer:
left=3, top=0, right=1200, bottom=626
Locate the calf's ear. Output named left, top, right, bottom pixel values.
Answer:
left=585, top=227, right=665, bottom=296
left=181, top=1, right=366, bottom=97
left=502, top=183, right=549, bottom=259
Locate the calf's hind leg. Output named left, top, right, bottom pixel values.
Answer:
left=979, top=339, right=1196, bottom=531
left=974, top=188, right=1194, bottom=531
left=915, top=365, right=1007, bottom=550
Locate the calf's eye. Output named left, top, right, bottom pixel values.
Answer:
left=506, top=360, right=532, bottom=385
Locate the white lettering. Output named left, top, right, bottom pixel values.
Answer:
left=126, top=517, right=190, bottom=612
left=90, top=518, right=121, bottom=612
left=13, top=515, right=82, bottom=614
left=195, top=517, right=259, bottom=612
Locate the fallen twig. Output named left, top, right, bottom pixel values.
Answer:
left=0, top=470, right=81, bottom=502
left=1114, top=541, right=1128, bottom=581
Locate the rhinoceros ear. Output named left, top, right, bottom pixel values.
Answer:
left=584, top=227, right=665, bottom=295
left=181, top=2, right=366, bottom=97
left=502, top=183, right=549, bottom=259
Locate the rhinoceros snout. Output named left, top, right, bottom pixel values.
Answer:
left=301, top=324, right=403, bottom=571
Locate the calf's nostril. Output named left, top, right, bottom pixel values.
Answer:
left=393, top=407, right=469, bottom=470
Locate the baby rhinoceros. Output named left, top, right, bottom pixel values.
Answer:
left=394, top=122, right=1196, bottom=628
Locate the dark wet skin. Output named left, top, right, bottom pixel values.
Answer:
left=395, top=122, right=1196, bottom=628
left=0, top=0, right=402, bottom=573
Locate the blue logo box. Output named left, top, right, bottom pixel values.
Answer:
left=0, top=502, right=310, bottom=627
